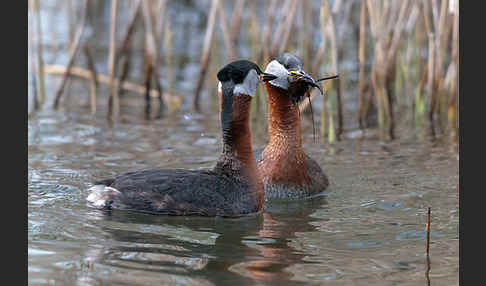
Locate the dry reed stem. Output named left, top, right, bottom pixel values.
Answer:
left=115, top=0, right=141, bottom=99
left=106, top=0, right=119, bottom=119
left=432, top=0, right=450, bottom=128
left=261, top=0, right=278, bottom=63
left=153, top=0, right=169, bottom=114
left=217, top=0, right=236, bottom=61
left=427, top=33, right=436, bottom=137
left=268, top=0, right=292, bottom=57
left=44, top=65, right=181, bottom=106
left=325, top=0, right=342, bottom=141
left=141, top=0, right=166, bottom=118
left=299, top=0, right=310, bottom=67
left=83, top=44, right=98, bottom=115
left=331, top=0, right=342, bottom=15
left=319, top=0, right=328, bottom=140
left=32, top=0, right=45, bottom=107
left=426, top=207, right=431, bottom=255
left=164, top=19, right=173, bottom=95
left=54, top=0, right=88, bottom=109
left=193, top=0, right=219, bottom=112
left=365, top=0, right=412, bottom=140
left=447, top=0, right=458, bottom=139
left=116, top=0, right=141, bottom=58
left=357, top=0, right=366, bottom=129
left=154, top=0, right=168, bottom=45
left=67, top=0, right=74, bottom=47
left=28, top=0, right=39, bottom=111
left=425, top=207, right=431, bottom=285
left=230, top=0, right=245, bottom=44
left=278, top=0, right=299, bottom=55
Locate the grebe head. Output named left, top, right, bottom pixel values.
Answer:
left=216, top=60, right=277, bottom=146
left=264, top=53, right=322, bottom=104
left=217, top=60, right=277, bottom=97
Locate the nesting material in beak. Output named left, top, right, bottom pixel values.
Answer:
left=289, top=70, right=323, bottom=95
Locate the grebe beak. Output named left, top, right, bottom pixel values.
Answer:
left=260, top=72, right=278, bottom=82
left=289, top=70, right=323, bottom=95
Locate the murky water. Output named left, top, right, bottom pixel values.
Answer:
left=28, top=103, right=458, bottom=285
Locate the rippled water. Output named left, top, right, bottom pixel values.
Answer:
left=28, top=103, right=458, bottom=285
left=29, top=1, right=458, bottom=284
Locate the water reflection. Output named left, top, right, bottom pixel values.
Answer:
left=78, top=196, right=326, bottom=285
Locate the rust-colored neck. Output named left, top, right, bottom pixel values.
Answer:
left=218, top=93, right=262, bottom=209
left=260, top=83, right=310, bottom=186
left=264, top=83, right=303, bottom=149
left=226, top=94, right=257, bottom=169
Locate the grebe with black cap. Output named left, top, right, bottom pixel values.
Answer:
left=87, top=60, right=278, bottom=217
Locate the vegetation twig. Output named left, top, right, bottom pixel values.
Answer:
left=193, top=0, right=219, bottom=112
left=357, top=0, right=366, bottom=129
left=32, top=0, right=46, bottom=107
left=83, top=44, right=97, bottom=115
left=229, top=0, right=245, bottom=46
left=106, top=0, right=119, bottom=119
left=28, top=0, right=39, bottom=112
left=217, top=0, right=236, bottom=61
left=53, top=0, right=88, bottom=109
left=44, top=65, right=181, bottom=105
left=426, top=207, right=431, bottom=256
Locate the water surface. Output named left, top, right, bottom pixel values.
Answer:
left=28, top=105, right=458, bottom=285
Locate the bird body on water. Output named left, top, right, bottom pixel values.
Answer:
left=255, top=53, right=330, bottom=200
left=87, top=60, right=278, bottom=217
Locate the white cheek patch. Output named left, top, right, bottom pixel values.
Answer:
left=264, top=60, right=289, bottom=90
left=233, top=69, right=259, bottom=97
left=218, top=81, right=222, bottom=95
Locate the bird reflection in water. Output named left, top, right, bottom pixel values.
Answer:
left=79, top=195, right=327, bottom=285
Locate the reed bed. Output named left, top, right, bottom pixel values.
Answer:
left=28, top=0, right=459, bottom=144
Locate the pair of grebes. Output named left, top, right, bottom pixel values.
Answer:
left=87, top=53, right=334, bottom=217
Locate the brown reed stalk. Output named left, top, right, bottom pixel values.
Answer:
left=230, top=0, right=245, bottom=45
left=448, top=0, right=458, bottom=139
left=154, top=0, right=168, bottom=45
left=299, top=0, right=311, bottom=66
left=248, top=0, right=264, bottom=124
left=115, top=0, right=141, bottom=96
left=432, top=0, right=450, bottom=134
left=425, top=207, right=431, bottom=286
left=28, top=0, right=39, bottom=111
left=357, top=0, right=366, bottom=129
left=44, top=65, right=179, bottom=102
left=278, top=0, right=299, bottom=55
left=365, top=0, right=411, bottom=140
left=269, top=0, right=291, bottom=57
left=54, top=0, right=88, bottom=109
left=83, top=44, right=97, bottom=115
left=106, top=0, right=119, bottom=120
left=143, top=0, right=167, bottom=118
left=32, top=0, right=45, bottom=107
left=193, top=0, right=219, bottom=112
left=319, top=0, right=328, bottom=140
left=163, top=19, right=173, bottom=97
left=426, top=207, right=431, bottom=256
left=217, top=0, right=236, bottom=61
left=67, top=0, right=74, bottom=47
left=324, top=0, right=341, bottom=142
left=426, top=33, right=436, bottom=138
left=260, top=0, right=278, bottom=64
